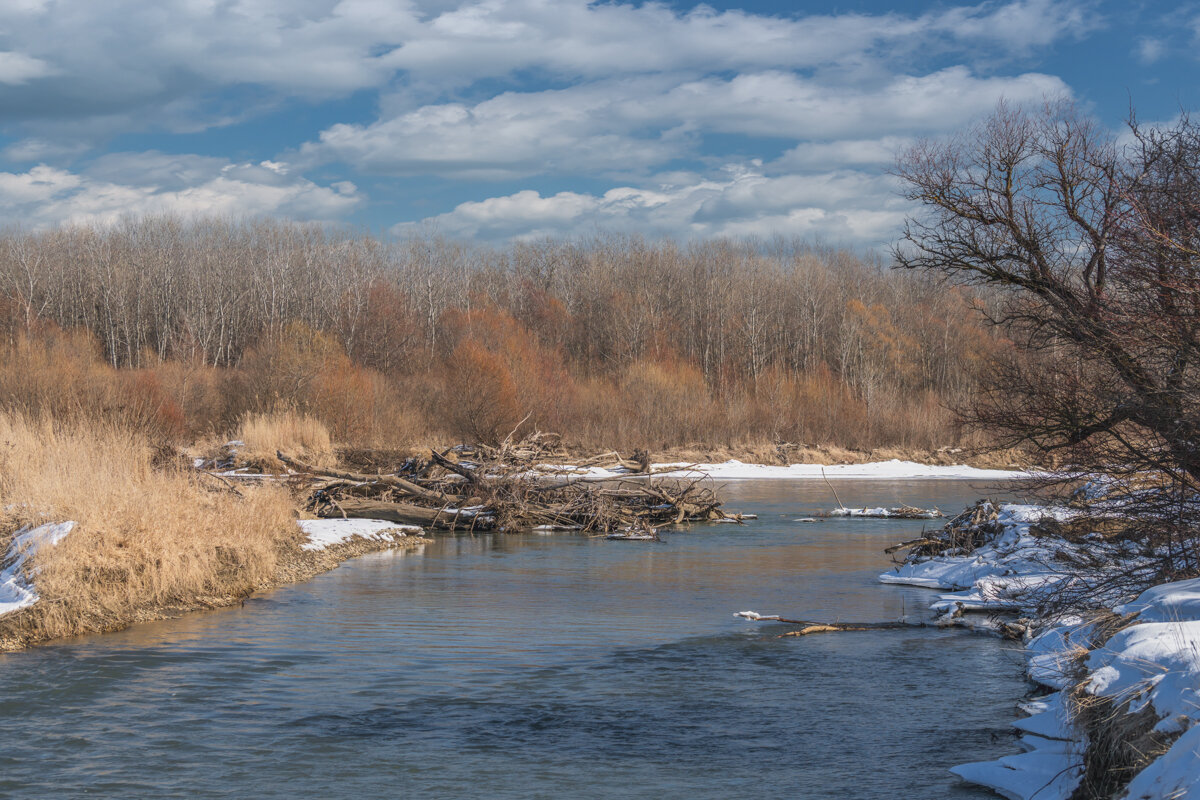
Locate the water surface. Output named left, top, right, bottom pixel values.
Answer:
left=0, top=479, right=1027, bottom=799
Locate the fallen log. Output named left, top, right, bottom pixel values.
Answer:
left=733, top=610, right=1022, bottom=638
left=734, top=611, right=915, bottom=635
left=430, top=449, right=481, bottom=484
left=883, top=537, right=945, bottom=554
left=314, top=497, right=455, bottom=527
left=277, top=451, right=451, bottom=505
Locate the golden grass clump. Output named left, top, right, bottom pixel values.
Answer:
left=234, top=409, right=336, bottom=470
left=0, top=412, right=298, bottom=646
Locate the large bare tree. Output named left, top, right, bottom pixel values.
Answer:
left=895, top=101, right=1200, bottom=491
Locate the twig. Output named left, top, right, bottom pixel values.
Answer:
left=821, top=467, right=846, bottom=511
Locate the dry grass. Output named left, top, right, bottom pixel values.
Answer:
left=1069, top=686, right=1177, bottom=800
left=0, top=412, right=298, bottom=647
left=233, top=409, right=336, bottom=471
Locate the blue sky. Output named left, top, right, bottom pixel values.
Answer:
left=0, top=0, right=1195, bottom=246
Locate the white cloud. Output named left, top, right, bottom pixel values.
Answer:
left=1135, top=37, right=1166, bottom=65
left=773, top=138, right=912, bottom=170
left=0, top=0, right=1089, bottom=134
left=304, top=77, right=690, bottom=178
left=645, top=67, right=1068, bottom=139
left=933, top=0, right=1097, bottom=50
left=395, top=166, right=909, bottom=244
left=304, top=67, right=1069, bottom=178
left=0, top=52, right=55, bottom=85
left=0, top=156, right=360, bottom=229
left=0, top=0, right=1099, bottom=247
left=384, top=0, right=1091, bottom=83
left=2, top=137, right=92, bottom=163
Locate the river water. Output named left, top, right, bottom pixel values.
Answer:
left=0, top=479, right=1028, bottom=799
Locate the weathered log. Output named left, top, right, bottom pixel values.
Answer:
left=884, top=537, right=945, bottom=554
left=737, top=612, right=915, bottom=632
left=278, top=451, right=451, bottom=505
left=524, top=466, right=697, bottom=490
left=315, top=498, right=451, bottom=527
left=430, top=449, right=480, bottom=484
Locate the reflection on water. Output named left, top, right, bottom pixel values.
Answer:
left=0, top=480, right=1025, bottom=799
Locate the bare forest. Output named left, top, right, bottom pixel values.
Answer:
left=0, top=217, right=1005, bottom=452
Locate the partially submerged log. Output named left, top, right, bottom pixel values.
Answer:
left=734, top=611, right=916, bottom=635
left=734, top=610, right=1020, bottom=638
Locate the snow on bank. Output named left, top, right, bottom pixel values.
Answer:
left=882, top=506, right=1200, bottom=800
left=879, top=504, right=1079, bottom=611
left=661, top=459, right=1029, bottom=480
left=538, top=459, right=1030, bottom=482
left=0, top=521, right=75, bottom=617
left=297, top=518, right=422, bottom=551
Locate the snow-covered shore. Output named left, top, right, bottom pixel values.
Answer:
left=0, top=521, right=75, bottom=617
left=548, top=458, right=1030, bottom=481
left=297, top=518, right=424, bottom=551
left=882, top=504, right=1200, bottom=800
left=0, top=518, right=423, bottom=626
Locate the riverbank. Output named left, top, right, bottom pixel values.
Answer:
left=651, top=443, right=1033, bottom=472
left=0, top=414, right=431, bottom=653
left=0, top=516, right=430, bottom=652
left=881, top=503, right=1200, bottom=799
left=587, top=458, right=1029, bottom=481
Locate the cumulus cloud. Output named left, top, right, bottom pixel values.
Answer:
left=305, top=78, right=690, bottom=178
left=385, top=0, right=1092, bottom=82
left=0, top=155, right=360, bottom=229
left=644, top=67, right=1068, bottom=139
left=933, top=0, right=1097, bottom=50
left=0, top=51, right=55, bottom=85
left=304, top=67, right=1069, bottom=178
left=395, top=166, right=908, bottom=244
left=0, top=0, right=1101, bottom=245
left=0, top=0, right=1088, bottom=132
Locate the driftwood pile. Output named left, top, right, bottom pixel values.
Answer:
left=884, top=501, right=1003, bottom=558
left=280, top=434, right=744, bottom=534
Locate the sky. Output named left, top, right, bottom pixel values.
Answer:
left=0, top=0, right=1196, bottom=246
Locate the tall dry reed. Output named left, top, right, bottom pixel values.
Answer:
left=234, top=409, right=336, bottom=469
left=0, top=413, right=297, bottom=645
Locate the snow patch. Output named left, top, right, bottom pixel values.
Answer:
left=297, top=518, right=422, bottom=551
left=656, top=458, right=1029, bottom=480
left=537, top=459, right=1030, bottom=482
left=0, top=521, right=76, bottom=617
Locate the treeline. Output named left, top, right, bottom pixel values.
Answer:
left=0, top=217, right=1003, bottom=450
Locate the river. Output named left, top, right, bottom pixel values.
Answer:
left=0, top=479, right=1026, bottom=799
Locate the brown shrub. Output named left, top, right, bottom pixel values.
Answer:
left=441, top=339, right=523, bottom=445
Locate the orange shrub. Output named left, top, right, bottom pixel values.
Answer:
left=441, top=339, right=522, bottom=445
